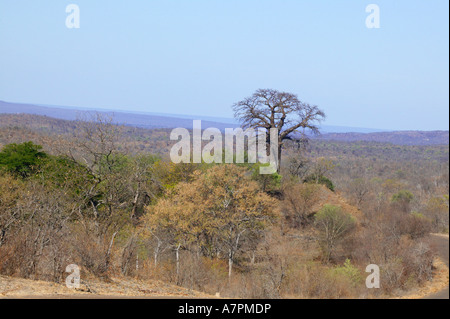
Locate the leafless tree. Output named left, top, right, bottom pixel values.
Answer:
left=347, top=178, right=371, bottom=209
left=233, top=89, right=325, bottom=172
left=282, top=183, right=320, bottom=228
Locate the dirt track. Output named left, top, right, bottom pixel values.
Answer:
left=424, top=234, right=449, bottom=299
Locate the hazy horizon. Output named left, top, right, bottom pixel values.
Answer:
left=1, top=99, right=393, bottom=134
left=2, top=98, right=394, bottom=131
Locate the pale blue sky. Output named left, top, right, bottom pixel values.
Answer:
left=0, top=0, right=448, bottom=130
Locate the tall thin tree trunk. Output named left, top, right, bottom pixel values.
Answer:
left=175, top=244, right=181, bottom=283
left=277, top=141, right=282, bottom=173
left=228, top=250, right=233, bottom=280
left=104, top=231, right=118, bottom=273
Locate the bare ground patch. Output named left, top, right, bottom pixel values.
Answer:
left=0, top=275, right=214, bottom=299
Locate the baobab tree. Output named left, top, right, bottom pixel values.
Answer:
left=233, top=89, right=325, bottom=172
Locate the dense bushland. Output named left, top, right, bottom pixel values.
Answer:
left=0, top=115, right=448, bottom=298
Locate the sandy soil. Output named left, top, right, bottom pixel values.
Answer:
left=0, top=275, right=214, bottom=299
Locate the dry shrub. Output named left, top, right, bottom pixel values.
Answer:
left=351, top=211, right=434, bottom=294
left=0, top=239, right=23, bottom=276
left=282, top=183, right=320, bottom=228
left=286, top=262, right=360, bottom=299
left=177, top=253, right=224, bottom=291
left=422, top=196, right=449, bottom=233
left=70, top=224, right=119, bottom=279
left=400, top=240, right=434, bottom=286
left=0, top=226, right=71, bottom=282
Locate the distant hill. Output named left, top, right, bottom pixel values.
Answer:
left=0, top=100, right=236, bottom=131
left=0, top=100, right=383, bottom=134
left=316, top=131, right=449, bottom=146
left=1, top=100, right=448, bottom=145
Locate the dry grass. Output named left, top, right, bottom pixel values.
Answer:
left=0, top=275, right=214, bottom=298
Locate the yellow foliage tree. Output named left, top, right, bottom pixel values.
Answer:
left=143, top=164, right=279, bottom=279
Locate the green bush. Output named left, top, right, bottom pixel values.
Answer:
left=333, top=259, right=362, bottom=288
left=314, top=205, right=356, bottom=262
left=391, top=190, right=414, bottom=204
left=0, top=142, right=48, bottom=178
left=304, top=174, right=335, bottom=191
